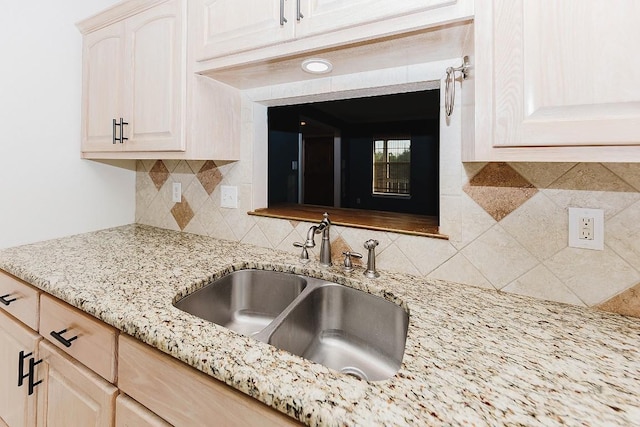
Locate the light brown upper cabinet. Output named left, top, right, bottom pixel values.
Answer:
left=469, top=0, right=640, bottom=161
left=79, top=0, right=241, bottom=160
left=193, top=0, right=474, bottom=62
left=81, top=0, right=185, bottom=153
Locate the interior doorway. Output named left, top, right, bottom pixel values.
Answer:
left=303, top=135, right=334, bottom=206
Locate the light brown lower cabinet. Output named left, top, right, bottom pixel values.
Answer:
left=116, top=394, right=171, bottom=427
left=0, top=310, right=40, bottom=427
left=1, top=268, right=300, bottom=427
left=118, top=334, right=300, bottom=427
left=35, top=341, right=117, bottom=427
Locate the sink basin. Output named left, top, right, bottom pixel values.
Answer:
left=174, top=270, right=307, bottom=336
left=268, top=284, right=409, bottom=381
left=174, top=269, right=408, bottom=381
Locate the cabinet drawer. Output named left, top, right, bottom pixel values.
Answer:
left=118, top=335, right=300, bottom=426
left=40, top=295, right=117, bottom=383
left=0, top=270, right=39, bottom=330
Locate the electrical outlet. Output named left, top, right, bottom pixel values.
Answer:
left=568, top=208, right=604, bottom=250
left=220, top=185, right=238, bottom=208
left=579, top=217, right=594, bottom=240
left=172, top=182, right=181, bottom=203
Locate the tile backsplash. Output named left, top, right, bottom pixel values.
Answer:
left=136, top=158, right=640, bottom=318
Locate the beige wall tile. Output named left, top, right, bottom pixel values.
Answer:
left=256, top=217, right=296, bottom=249
left=500, top=192, right=567, bottom=261
left=606, top=200, right=640, bottom=270
left=171, top=160, right=196, bottom=189
left=201, top=207, right=236, bottom=241
left=182, top=216, right=208, bottom=237
left=544, top=247, right=640, bottom=306
left=377, top=243, right=421, bottom=276
left=502, top=265, right=584, bottom=306
left=394, top=234, right=457, bottom=276
left=450, top=193, right=497, bottom=250
left=182, top=179, right=210, bottom=214
left=461, top=225, right=538, bottom=289
left=241, top=224, right=272, bottom=249
left=545, top=163, right=640, bottom=218
left=428, top=253, right=494, bottom=289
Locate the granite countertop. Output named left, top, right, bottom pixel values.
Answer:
left=1, top=224, right=639, bottom=426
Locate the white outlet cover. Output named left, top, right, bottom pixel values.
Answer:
left=220, top=185, right=238, bottom=208
left=568, top=207, right=604, bottom=250
left=172, top=182, right=182, bottom=203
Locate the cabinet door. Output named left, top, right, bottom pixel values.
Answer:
left=0, top=310, right=40, bottom=427
left=295, top=0, right=461, bottom=38
left=477, top=0, right=640, bottom=150
left=35, top=341, right=117, bottom=427
left=81, top=23, right=125, bottom=153
left=121, top=0, right=185, bottom=152
left=194, top=0, right=295, bottom=60
left=115, top=394, right=171, bottom=427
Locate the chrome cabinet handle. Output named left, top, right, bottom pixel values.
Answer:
left=50, top=329, right=78, bottom=348
left=280, top=0, right=287, bottom=25
left=119, top=118, right=128, bottom=143
left=0, top=293, right=17, bottom=306
left=296, top=0, right=303, bottom=20
left=112, top=118, right=117, bottom=144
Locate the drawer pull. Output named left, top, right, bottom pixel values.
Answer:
left=18, top=350, right=32, bottom=387
left=28, top=358, right=42, bottom=396
left=50, top=329, right=78, bottom=347
left=0, top=293, right=17, bottom=306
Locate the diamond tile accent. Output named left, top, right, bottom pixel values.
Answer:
left=149, top=160, right=170, bottom=190
left=197, top=160, right=223, bottom=195
left=170, top=197, right=194, bottom=230
left=510, top=162, right=576, bottom=188
left=603, top=163, right=640, bottom=191
left=597, top=282, right=640, bottom=318
left=463, top=163, right=538, bottom=221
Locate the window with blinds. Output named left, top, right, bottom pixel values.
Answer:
left=373, top=138, right=411, bottom=196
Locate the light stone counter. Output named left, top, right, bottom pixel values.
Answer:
left=1, top=224, right=639, bottom=426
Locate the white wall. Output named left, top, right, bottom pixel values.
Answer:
left=0, top=0, right=136, bottom=249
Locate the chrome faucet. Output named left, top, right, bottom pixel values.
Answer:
left=293, top=213, right=332, bottom=266
left=363, top=239, right=380, bottom=278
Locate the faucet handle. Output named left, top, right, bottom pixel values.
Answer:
left=293, top=242, right=310, bottom=263
left=342, top=251, right=362, bottom=272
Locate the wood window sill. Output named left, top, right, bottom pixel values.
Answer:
left=248, top=204, right=446, bottom=239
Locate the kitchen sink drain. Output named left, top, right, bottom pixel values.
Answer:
left=340, top=367, right=368, bottom=381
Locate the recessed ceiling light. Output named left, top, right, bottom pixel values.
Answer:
left=301, top=58, right=333, bottom=74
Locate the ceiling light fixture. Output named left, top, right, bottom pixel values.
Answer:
left=301, top=58, right=333, bottom=74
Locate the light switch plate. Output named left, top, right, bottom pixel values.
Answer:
left=568, top=207, right=604, bottom=250
left=220, top=185, right=238, bottom=208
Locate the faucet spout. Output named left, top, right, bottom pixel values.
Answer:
left=305, top=225, right=318, bottom=247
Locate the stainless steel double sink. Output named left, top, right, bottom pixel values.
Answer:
left=174, top=270, right=409, bottom=381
